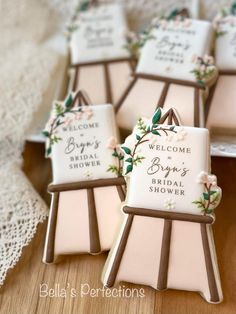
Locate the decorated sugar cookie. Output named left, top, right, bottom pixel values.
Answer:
left=116, top=16, right=217, bottom=133
left=67, top=2, right=135, bottom=105
left=206, top=3, right=236, bottom=156
left=42, top=90, right=125, bottom=263
left=102, top=108, right=223, bottom=304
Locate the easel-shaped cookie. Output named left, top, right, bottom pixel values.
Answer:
left=206, top=7, right=236, bottom=151
left=102, top=108, right=223, bottom=303
left=115, top=17, right=217, bottom=133
left=68, top=3, right=135, bottom=105
left=43, top=90, right=125, bottom=263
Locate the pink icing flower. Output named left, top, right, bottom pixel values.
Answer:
left=83, top=107, right=93, bottom=120
left=75, top=112, right=82, bottom=120
left=183, top=18, right=191, bottom=27
left=200, top=64, right=207, bottom=73
left=191, top=54, right=198, bottom=63
left=64, top=117, right=72, bottom=126
left=107, top=136, right=118, bottom=149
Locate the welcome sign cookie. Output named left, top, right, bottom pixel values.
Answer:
left=43, top=91, right=125, bottom=263
left=102, top=108, right=223, bottom=304
left=116, top=17, right=217, bottom=132
left=69, top=3, right=130, bottom=64
left=206, top=4, right=236, bottom=157
left=68, top=3, right=134, bottom=106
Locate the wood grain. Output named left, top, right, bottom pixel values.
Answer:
left=0, top=142, right=235, bottom=314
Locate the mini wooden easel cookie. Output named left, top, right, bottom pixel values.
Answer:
left=68, top=2, right=135, bottom=105
left=102, top=108, right=223, bottom=303
left=43, top=90, right=125, bottom=263
left=115, top=17, right=217, bottom=133
left=206, top=6, right=236, bottom=156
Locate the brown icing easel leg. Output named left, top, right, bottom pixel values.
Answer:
left=200, top=223, right=220, bottom=302
left=72, top=66, right=79, bottom=92
left=156, top=82, right=170, bottom=109
left=104, top=63, right=113, bottom=104
left=116, top=185, right=126, bottom=201
left=87, top=188, right=101, bottom=254
left=105, top=214, right=134, bottom=287
left=194, top=87, right=200, bottom=127
left=44, top=192, right=60, bottom=263
left=157, top=219, right=172, bottom=290
left=204, top=78, right=218, bottom=124
left=115, top=77, right=138, bottom=112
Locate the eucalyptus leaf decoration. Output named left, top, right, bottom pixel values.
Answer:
left=43, top=93, right=92, bottom=157
left=192, top=172, right=221, bottom=215
left=121, top=109, right=177, bottom=175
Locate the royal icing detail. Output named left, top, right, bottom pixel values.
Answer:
left=43, top=93, right=120, bottom=184
left=122, top=109, right=221, bottom=215
left=136, top=18, right=214, bottom=82
left=213, top=3, right=236, bottom=70
left=69, top=3, right=130, bottom=64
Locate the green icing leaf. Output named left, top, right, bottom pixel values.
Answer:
left=209, top=190, right=217, bottom=195
left=65, top=94, right=73, bottom=108
left=125, top=158, right=133, bottom=163
left=152, top=130, right=161, bottom=136
left=121, top=146, right=131, bottom=155
left=152, top=108, right=162, bottom=124
left=136, top=134, right=141, bottom=140
left=203, top=192, right=209, bottom=200
left=42, top=131, right=49, bottom=137
left=46, top=146, right=52, bottom=156
left=126, top=164, right=133, bottom=174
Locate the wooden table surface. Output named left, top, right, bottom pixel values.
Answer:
left=0, top=142, right=236, bottom=314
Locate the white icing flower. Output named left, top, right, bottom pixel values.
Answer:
left=207, top=175, right=217, bottom=186
left=197, top=171, right=209, bottom=184
left=197, top=171, right=218, bottom=186
left=175, top=128, right=187, bottom=141
left=107, top=136, right=118, bottom=150
left=164, top=198, right=175, bottom=210
left=84, top=170, right=93, bottom=179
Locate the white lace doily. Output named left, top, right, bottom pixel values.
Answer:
left=0, top=0, right=231, bottom=286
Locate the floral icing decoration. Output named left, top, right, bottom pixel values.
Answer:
left=191, top=54, right=217, bottom=86
left=124, top=9, right=191, bottom=58
left=65, top=0, right=96, bottom=40
left=213, top=2, right=236, bottom=38
left=106, top=137, right=124, bottom=177
left=192, top=171, right=221, bottom=215
left=164, top=198, right=176, bottom=210
left=43, top=93, right=93, bottom=157
left=121, top=108, right=177, bottom=175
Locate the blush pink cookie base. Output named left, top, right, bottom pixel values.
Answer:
left=116, top=79, right=204, bottom=131
left=102, top=215, right=223, bottom=303
left=71, top=62, right=132, bottom=105
left=52, top=186, right=122, bottom=256
left=207, top=75, right=236, bottom=135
